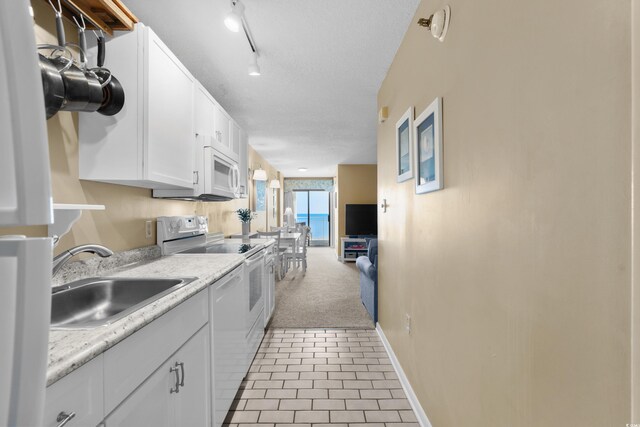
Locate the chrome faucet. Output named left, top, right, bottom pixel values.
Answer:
left=52, top=244, right=114, bottom=277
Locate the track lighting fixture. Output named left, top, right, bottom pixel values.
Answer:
left=248, top=52, right=261, bottom=76
left=224, top=0, right=244, bottom=33
left=225, top=0, right=262, bottom=76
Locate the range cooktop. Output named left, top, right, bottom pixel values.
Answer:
left=180, top=242, right=258, bottom=255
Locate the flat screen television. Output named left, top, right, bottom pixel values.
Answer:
left=345, top=204, right=377, bottom=236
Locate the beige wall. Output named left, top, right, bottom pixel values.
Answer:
left=377, top=0, right=631, bottom=426
left=248, top=149, right=281, bottom=232
left=0, top=1, right=279, bottom=255
left=336, top=164, right=377, bottom=256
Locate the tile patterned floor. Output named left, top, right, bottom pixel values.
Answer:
left=224, top=328, right=419, bottom=427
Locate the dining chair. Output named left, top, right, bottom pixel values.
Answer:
left=294, top=223, right=312, bottom=247
left=257, top=230, right=287, bottom=280
left=284, top=226, right=309, bottom=274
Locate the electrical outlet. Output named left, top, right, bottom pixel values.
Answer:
left=405, top=313, right=411, bottom=334
left=145, top=220, right=153, bottom=239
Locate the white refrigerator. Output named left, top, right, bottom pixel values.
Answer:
left=0, top=0, right=54, bottom=426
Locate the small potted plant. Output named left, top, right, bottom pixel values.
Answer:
left=236, top=208, right=256, bottom=236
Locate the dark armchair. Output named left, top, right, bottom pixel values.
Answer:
left=356, top=238, right=378, bottom=323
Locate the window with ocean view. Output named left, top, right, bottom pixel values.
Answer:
left=294, top=190, right=330, bottom=246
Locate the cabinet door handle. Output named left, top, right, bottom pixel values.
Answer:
left=193, top=170, right=199, bottom=185
left=177, top=361, right=185, bottom=387
left=56, top=411, right=76, bottom=427
left=170, top=363, right=180, bottom=394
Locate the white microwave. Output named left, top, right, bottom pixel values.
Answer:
left=203, top=144, right=239, bottom=200
left=153, top=134, right=239, bottom=201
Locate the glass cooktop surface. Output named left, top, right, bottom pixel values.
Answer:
left=180, top=243, right=256, bottom=255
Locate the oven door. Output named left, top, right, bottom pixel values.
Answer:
left=203, top=146, right=239, bottom=199
left=245, top=250, right=265, bottom=334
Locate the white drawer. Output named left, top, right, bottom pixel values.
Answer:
left=44, top=355, right=104, bottom=427
left=104, top=290, right=208, bottom=413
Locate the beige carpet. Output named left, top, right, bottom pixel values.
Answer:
left=270, top=247, right=374, bottom=329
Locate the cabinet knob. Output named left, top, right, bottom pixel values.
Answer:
left=56, top=411, right=76, bottom=427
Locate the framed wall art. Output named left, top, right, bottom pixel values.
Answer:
left=414, top=97, right=443, bottom=194
left=396, top=107, right=414, bottom=182
left=255, top=180, right=266, bottom=211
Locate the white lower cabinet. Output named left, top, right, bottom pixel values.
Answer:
left=174, top=326, right=210, bottom=426
left=104, top=326, right=210, bottom=427
left=104, top=359, right=172, bottom=427
left=103, top=290, right=208, bottom=413
left=44, top=265, right=263, bottom=427
left=43, top=355, right=104, bottom=427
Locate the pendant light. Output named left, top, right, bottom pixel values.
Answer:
left=269, top=179, right=281, bottom=189
left=253, top=167, right=267, bottom=181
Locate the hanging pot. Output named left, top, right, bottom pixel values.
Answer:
left=55, top=58, right=91, bottom=111
left=76, top=21, right=102, bottom=112
left=46, top=9, right=100, bottom=112
left=38, top=53, right=64, bottom=119
left=93, top=35, right=125, bottom=116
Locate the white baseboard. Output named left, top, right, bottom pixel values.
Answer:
left=376, top=323, right=432, bottom=427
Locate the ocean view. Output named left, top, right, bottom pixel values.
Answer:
left=296, top=213, right=330, bottom=240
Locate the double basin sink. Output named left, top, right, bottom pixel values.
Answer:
left=51, top=277, right=197, bottom=329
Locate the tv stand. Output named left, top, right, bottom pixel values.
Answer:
left=340, top=237, right=368, bottom=262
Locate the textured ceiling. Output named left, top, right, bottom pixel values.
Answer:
left=124, top=0, right=420, bottom=177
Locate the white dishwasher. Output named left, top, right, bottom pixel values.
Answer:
left=210, top=265, right=245, bottom=427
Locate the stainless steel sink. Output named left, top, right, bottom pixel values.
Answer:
left=50, top=277, right=197, bottom=329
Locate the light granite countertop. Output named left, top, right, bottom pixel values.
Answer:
left=47, top=253, right=245, bottom=386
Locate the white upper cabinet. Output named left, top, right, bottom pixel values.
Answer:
left=194, top=83, right=239, bottom=162
left=194, top=83, right=216, bottom=138
left=238, top=129, right=248, bottom=198
left=213, top=106, right=230, bottom=155
left=79, top=24, right=195, bottom=190
left=229, top=120, right=241, bottom=162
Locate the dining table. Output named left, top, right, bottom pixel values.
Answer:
left=279, top=231, right=302, bottom=272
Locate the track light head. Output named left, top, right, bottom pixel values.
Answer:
left=224, top=1, right=244, bottom=32
left=248, top=52, right=261, bottom=76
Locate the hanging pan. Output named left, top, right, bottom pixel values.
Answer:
left=38, top=53, right=65, bottom=119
